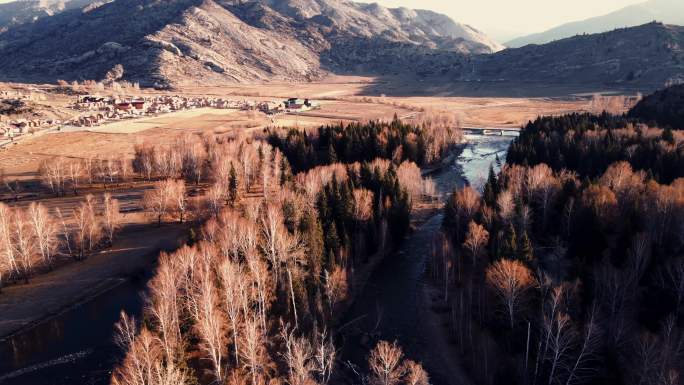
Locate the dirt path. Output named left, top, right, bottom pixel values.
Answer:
left=0, top=223, right=188, bottom=339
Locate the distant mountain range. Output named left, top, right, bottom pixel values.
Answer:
left=0, top=0, right=100, bottom=32
left=468, top=22, right=684, bottom=89
left=0, top=0, right=682, bottom=92
left=0, top=0, right=502, bottom=87
left=506, top=0, right=684, bottom=48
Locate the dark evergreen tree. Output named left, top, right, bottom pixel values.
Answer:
left=519, top=231, right=533, bottom=262
left=228, top=162, right=239, bottom=205
left=503, top=223, right=517, bottom=258
left=483, top=164, right=499, bottom=207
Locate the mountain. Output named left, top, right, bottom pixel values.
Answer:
left=1, top=1, right=680, bottom=91
left=629, top=83, right=684, bottom=128
left=506, top=0, right=684, bottom=48
left=0, top=0, right=100, bottom=32
left=0, top=0, right=500, bottom=87
left=464, top=22, right=684, bottom=90
left=260, top=1, right=504, bottom=53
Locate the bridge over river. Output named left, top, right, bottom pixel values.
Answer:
left=462, top=126, right=520, bottom=136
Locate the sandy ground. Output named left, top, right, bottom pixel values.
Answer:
left=0, top=222, right=188, bottom=338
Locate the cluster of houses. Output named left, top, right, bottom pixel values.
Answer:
left=0, top=90, right=19, bottom=98
left=70, top=95, right=261, bottom=127
left=69, top=94, right=321, bottom=127
left=0, top=89, right=57, bottom=141
left=0, top=117, right=62, bottom=139
left=0, top=91, right=324, bottom=138
left=0, top=88, right=45, bottom=102
left=256, top=98, right=321, bottom=114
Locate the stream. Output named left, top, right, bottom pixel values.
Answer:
left=0, top=133, right=515, bottom=385
left=338, top=133, right=515, bottom=385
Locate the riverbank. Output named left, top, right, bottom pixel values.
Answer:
left=336, top=151, right=469, bottom=385
left=0, top=223, right=189, bottom=341
left=336, top=134, right=513, bottom=385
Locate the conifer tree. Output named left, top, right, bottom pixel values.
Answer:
left=662, top=127, right=675, bottom=144
left=328, top=144, right=338, bottom=164
left=280, top=157, right=293, bottom=186
left=519, top=231, right=533, bottom=262
left=503, top=223, right=517, bottom=258
left=228, top=162, right=239, bottom=206
left=483, top=164, right=499, bottom=207
left=299, top=209, right=325, bottom=277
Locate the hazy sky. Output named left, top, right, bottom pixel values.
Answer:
left=366, top=0, right=647, bottom=41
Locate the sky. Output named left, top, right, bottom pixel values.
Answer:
left=366, top=0, right=647, bottom=42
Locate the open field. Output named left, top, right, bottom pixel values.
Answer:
left=0, top=76, right=599, bottom=181
left=85, top=108, right=259, bottom=134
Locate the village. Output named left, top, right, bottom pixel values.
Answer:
left=0, top=89, right=321, bottom=141
left=68, top=95, right=321, bottom=127
left=0, top=89, right=61, bottom=140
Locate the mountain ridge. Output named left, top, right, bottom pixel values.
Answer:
left=0, top=0, right=501, bottom=87
left=506, top=0, right=684, bottom=48
left=0, top=2, right=682, bottom=91
left=475, top=22, right=684, bottom=89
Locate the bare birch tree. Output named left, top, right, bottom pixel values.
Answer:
left=103, top=193, right=122, bottom=245
left=403, top=360, right=430, bottom=385
left=313, top=327, right=336, bottom=385
left=147, top=252, right=182, bottom=363
left=27, top=202, right=58, bottom=268
left=463, top=221, right=489, bottom=265
left=485, top=259, right=535, bottom=329
left=186, top=251, right=227, bottom=383
left=219, top=257, right=248, bottom=366
left=368, top=341, right=405, bottom=385
left=143, top=179, right=174, bottom=226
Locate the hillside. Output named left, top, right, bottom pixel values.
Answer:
left=506, top=0, right=684, bottom=48
left=0, top=0, right=98, bottom=32
left=629, top=83, right=684, bottom=128
left=1, top=2, right=682, bottom=91
left=467, top=22, right=684, bottom=89
left=0, top=0, right=499, bottom=87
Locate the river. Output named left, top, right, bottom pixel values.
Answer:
left=0, top=133, right=515, bottom=385
left=0, top=276, right=149, bottom=385
left=338, top=133, right=515, bottom=385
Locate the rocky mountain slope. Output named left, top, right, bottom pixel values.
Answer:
left=0, top=0, right=99, bottom=32
left=0, top=1, right=681, bottom=91
left=0, top=0, right=499, bottom=87
left=465, top=22, right=684, bottom=90
left=506, top=0, right=684, bottom=48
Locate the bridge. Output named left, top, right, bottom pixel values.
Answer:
left=462, top=126, right=520, bottom=136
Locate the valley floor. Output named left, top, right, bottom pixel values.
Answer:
left=0, top=77, right=604, bottom=384
left=0, top=222, right=188, bottom=339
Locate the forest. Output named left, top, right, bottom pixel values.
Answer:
left=506, top=113, right=684, bottom=183
left=629, top=84, right=684, bottom=130
left=267, top=116, right=461, bottom=173
left=103, top=117, right=456, bottom=385
left=439, top=109, right=684, bottom=385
